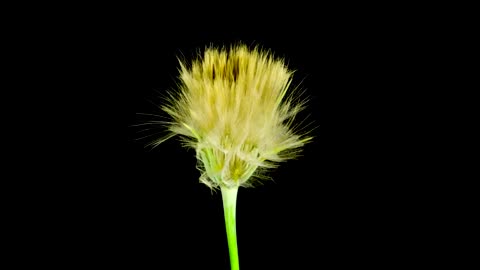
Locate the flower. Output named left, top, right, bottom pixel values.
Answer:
left=156, top=44, right=312, bottom=189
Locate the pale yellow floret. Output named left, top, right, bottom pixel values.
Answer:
left=158, top=44, right=312, bottom=189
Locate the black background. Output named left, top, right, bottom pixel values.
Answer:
left=14, top=8, right=439, bottom=269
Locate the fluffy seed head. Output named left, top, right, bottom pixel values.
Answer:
left=157, top=44, right=312, bottom=189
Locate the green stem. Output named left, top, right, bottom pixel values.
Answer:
left=221, top=187, right=239, bottom=270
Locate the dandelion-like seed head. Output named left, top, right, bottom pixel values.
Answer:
left=158, top=44, right=313, bottom=189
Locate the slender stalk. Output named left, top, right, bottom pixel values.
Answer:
left=221, top=187, right=239, bottom=270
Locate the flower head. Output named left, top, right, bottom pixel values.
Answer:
left=156, top=44, right=312, bottom=189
